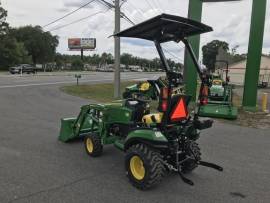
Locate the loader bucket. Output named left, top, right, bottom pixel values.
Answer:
left=58, top=118, right=76, bottom=142
left=199, top=104, right=238, bottom=120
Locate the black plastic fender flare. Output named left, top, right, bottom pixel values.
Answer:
left=124, top=137, right=168, bottom=151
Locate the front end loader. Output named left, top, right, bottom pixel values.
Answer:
left=59, top=14, right=223, bottom=190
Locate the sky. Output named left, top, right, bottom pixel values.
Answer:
left=1, top=0, right=270, bottom=62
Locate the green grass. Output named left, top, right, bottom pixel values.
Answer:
left=60, top=81, right=136, bottom=103
left=60, top=81, right=159, bottom=110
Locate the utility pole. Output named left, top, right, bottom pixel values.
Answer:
left=81, top=48, right=84, bottom=61
left=114, top=0, right=121, bottom=98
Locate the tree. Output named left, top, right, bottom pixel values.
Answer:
left=55, top=53, right=64, bottom=70
left=0, top=3, right=30, bottom=69
left=10, top=26, right=59, bottom=65
left=54, top=52, right=183, bottom=72
left=0, top=2, right=8, bottom=36
left=121, top=53, right=132, bottom=66
left=0, top=36, right=30, bottom=69
left=100, top=52, right=113, bottom=64
left=202, top=40, right=229, bottom=71
left=72, top=59, right=84, bottom=70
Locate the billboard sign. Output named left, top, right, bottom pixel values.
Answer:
left=68, top=38, right=96, bottom=50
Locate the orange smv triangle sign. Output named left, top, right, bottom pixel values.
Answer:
left=171, top=98, right=188, bottom=121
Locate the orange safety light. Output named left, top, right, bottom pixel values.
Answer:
left=201, top=85, right=208, bottom=96
left=161, top=100, right=168, bottom=111
left=161, top=87, right=169, bottom=99
left=170, top=98, right=188, bottom=121
left=158, top=88, right=170, bottom=112
left=200, top=85, right=209, bottom=105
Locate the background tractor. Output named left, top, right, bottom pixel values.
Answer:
left=122, top=76, right=184, bottom=100
left=59, top=14, right=223, bottom=190
left=199, top=60, right=238, bottom=119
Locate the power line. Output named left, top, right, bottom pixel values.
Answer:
left=121, top=12, right=135, bottom=25
left=96, top=0, right=135, bottom=26
left=96, top=0, right=114, bottom=9
left=153, top=0, right=165, bottom=13
left=124, top=1, right=145, bottom=18
left=163, top=48, right=184, bottom=63
left=123, top=2, right=182, bottom=63
left=144, top=0, right=162, bottom=13
left=151, top=0, right=163, bottom=13
left=42, top=0, right=96, bottom=28
left=47, top=10, right=109, bottom=32
left=120, top=0, right=128, bottom=7
left=145, top=0, right=154, bottom=10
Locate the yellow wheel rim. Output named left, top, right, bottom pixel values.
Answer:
left=130, top=155, right=145, bottom=180
left=86, top=138, right=93, bottom=153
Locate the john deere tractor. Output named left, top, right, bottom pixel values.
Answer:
left=59, top=14, right=223, bottom=190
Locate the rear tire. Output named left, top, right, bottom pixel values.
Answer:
left=125, top=144, right=165, bottom=190
left=84, top=133, right=103, bottom=157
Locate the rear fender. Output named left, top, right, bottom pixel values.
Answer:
left=124, top=129, right=168, bottom=151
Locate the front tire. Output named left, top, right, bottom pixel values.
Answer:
left=125, top=144, right=165, bottom=190
left=84, top=133, right=103, bottom=157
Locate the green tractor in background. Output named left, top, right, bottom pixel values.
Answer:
left=59, top=14, right=223, bottom=190
left=209, top=74, right=226, bottom=100
left=199, top=60, right=238, bottom=119
left=122, top=76, right=184, bottom=100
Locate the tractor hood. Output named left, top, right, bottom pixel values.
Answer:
left=126, top=84, right=138, bottom=90
left=210, top=85, right=224, bottom=96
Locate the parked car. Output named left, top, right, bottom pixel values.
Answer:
left=9, top=66, right=21, bottom=74
left=9, top=64, right=36, bottom=74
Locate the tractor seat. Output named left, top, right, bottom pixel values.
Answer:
left=142, top=113, right=163, bottom=125
left=212, top=79, right=222, bottom=86
left=125, top=99, right=148, bottom=122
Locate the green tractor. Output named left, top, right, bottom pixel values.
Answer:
left=59, top=14, right=223, bottom=190
left=199, top=60, right=238, bottom=119
left=122, top=76, right=184, bottom=100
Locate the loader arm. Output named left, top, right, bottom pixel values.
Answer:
left=73, top=105, right=92, bottom=137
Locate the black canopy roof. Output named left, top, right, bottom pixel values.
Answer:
left=114, top=14, right=213, bottom=43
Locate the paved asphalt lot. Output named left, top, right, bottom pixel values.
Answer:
left=0, top=72, right=269, bottom=203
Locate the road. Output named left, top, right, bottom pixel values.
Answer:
left=0, top=72, right=269, bottom=203
left=0, top=72, right=163, bottom=88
